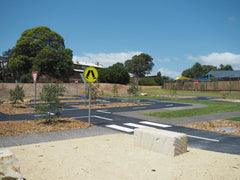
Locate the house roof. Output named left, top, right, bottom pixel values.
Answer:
left=207, top=70, right=240, bottom=78
left=0, top=56, right=8, bottom=62
left=73, top=60, right=104, bottom=68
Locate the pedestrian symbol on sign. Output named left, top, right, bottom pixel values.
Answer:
left=86, top=70, right=96, bottom=80
left=84, top=67, right=98, bottom=83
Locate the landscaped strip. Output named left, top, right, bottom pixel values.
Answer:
left=143, top=100, right=240, bottom=119
left=225, top=117, right=240, bottom=121
left=141, top=88, right=240, bottom=99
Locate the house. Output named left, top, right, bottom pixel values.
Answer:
left=207, top=70, right=240, bottom=80
left=72, top=60, right=104, bottom=80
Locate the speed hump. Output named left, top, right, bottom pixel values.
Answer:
left=84, top=67, right=98, bottom=83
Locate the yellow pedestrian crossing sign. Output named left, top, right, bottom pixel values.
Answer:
left=84, top=67, right=98, bottom=83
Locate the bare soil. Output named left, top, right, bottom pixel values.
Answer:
left=0, top=101, right=148, bottom=137
left=0, top=118, right=92, bottom=137
left=183, top=120, right=240, bottom=136
left=211, top=98, right=240, bottom=102
left=0, top=103, right=35, bottom=114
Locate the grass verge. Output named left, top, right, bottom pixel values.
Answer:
left=143, top=100, right=240, bottom=119
left=141, top=88, right=240, bottom=98
left=225, top=117, right=240, bottom=121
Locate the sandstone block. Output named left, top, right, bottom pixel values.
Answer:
left=0, top=150, right=24, bottom=180
left=134, top=127, right=187, bottom=156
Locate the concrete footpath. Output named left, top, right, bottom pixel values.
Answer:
left=2, top=133, right=240, bottom=180
left=0, top=126, right=119, bottom=147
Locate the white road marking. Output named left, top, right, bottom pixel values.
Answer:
left=96, top=110, right=111, bottom=114
left=71, top=115, right=113, bottom=121
left=94, top=115, right=113, bottom=121
left=106, top=125, right=134, bottom=133
left=187, top=135, right=219, bottom=142
left=139, top=121, right=172, bottom=128
left=165, top=104, right=173, bottom=107
left=34, top=114, right=45, bottom=117
left=124, top=123, right=148, bottom=128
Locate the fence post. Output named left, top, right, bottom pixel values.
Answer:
left=229, top=77, right=231, bottom=92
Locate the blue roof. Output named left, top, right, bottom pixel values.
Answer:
left=207, top=70, right=240, bottom=78
left=196, top=75, right=211, bottom=79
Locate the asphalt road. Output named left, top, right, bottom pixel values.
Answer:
left=1, top=97, right=240, bottom=155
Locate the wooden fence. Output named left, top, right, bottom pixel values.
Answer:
left=164, top=80, right=240, bottom=91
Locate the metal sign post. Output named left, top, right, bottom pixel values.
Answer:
left=32, top=71, right=38, bottom=110
left=194, top=80, right=198, bottom=96
left=88, top=83, right=91, bottom=126
left=75, top=79, right=78, bottom=95
left=83, top=67, right=98, bottom=127
left=80, top=73, right=87, bottom=106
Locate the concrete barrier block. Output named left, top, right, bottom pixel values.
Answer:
left=0, top=150, right=24, bottom=180
left=134, top=127, right=187, bottom=156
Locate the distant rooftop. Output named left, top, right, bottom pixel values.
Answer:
left=72, top=60, right=104, bottom=68
left=207, top=70, right=240, bottom=78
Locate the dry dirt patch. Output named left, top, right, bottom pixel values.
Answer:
left=0, top=118, right=92, bottom=137
left=183, top=120, right=240, bottom=136
left=0, top=103, right=35, bottom=114
left=211, top=98, right=240, bottom=103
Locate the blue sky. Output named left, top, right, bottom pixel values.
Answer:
left=1, top=0, right=240, bottom=78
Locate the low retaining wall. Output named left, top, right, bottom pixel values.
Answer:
left=134, top=127, right=187, bottom=156
left=0, top=83, right=161, bottom=98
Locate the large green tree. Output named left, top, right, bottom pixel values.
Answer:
left=9, top=26, right=73, bottom=82
left=182, top=62, right=233, bottom=78
left=219, top=64, right=233, bottom=71
left=124, top=53, right=154, bottom=77
left=98, top=62, right=130, bottom=84
left=182, top=62, right=217, bottom=78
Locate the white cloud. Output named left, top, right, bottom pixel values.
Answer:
left=187, top=52, right=240, bottom=69
left=186, top=55, right=199, bottom=61
left=73, top=51, right=142, bottom=67
left=158, top=67, right=181, bottom=78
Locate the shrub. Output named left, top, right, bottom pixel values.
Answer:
left=138, top=77, right=158, bottom=86
left=127, top=83, right=138, bottom=96
left=20, top=73, right=33, bottom=83
left=36, top=84, right=65, bottom=124
left=9, top=85, right=25, bottom=106
left=111, top=84, right=118, bottom=96
left=169, top=85, right=177, bottom=96
left=91, top=83, right=103, bottom=100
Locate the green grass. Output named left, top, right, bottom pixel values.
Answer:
left=141, top=88, right=240, bottom=98
left=225, top=117, right=240, bottom=121
left=143, top=100, right=240, bottom=119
